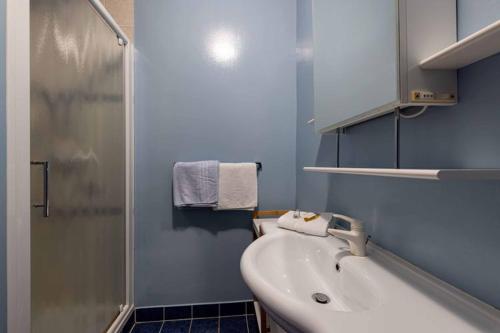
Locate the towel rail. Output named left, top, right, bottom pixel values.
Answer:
left=173, top=161, right=262, bottom=171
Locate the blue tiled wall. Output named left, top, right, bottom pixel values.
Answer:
left=296, top=0, right=500, bottom=308
left=134, top=0, right=297, bottom=306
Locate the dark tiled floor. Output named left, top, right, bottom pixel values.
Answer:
left=190, top=318, right=218, bottom=332
left=220, top=316, right=247, bottom=333
left=161, top=320, right=191, bottom=333
left=165, top=306, right=192, bottom=320
left=136, top=307, right=164, bottom=322
left=221, top=302, right=246, bottom=317
left=247, top=315, right=259, bottom=333
left=193, top=304, right=219, bottom=318
left=245, top=302, right=255, bottom=315
left=130, top=315, right=259, bottom=333
left=126, top=301, right=259, bottom=333
left=132, top=322, right=163, bottom=333
left=123, top=312, right=135, bottom=333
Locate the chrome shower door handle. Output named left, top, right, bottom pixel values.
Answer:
left=31, top=161, right=50, bottom=218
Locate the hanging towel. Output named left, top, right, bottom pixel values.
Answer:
left=173, top=161, right=219, bottom=208
left=216, top=163, right=258, bottom=210
left=277, top=211, right=333, bottom=237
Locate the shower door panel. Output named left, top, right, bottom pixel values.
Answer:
left=30, top=0, right=126, bottom=332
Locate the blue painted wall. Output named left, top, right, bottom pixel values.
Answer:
left=458, top=0, right=500, bottom=38
left=295, top=0, right=337, bottom=212
left=134, top=0, right=297, bottom=306
left=296, top=0, right=500, bottom=308
left=0, top=0, right=6, bottom=330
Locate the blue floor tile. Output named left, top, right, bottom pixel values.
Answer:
left=164, top=305, right=191, bottom=320
left=220, top=302, right=246, bottom=316
left=136, top=307, right=164, bottom=322
left=121, top=312, right=135, bottom=333
left=160, top=320, right=191, bottom=333
left=220, top=316, right=248, bottom=333
left=246, top=302, right=256, bottom=315
left=193, top=304, right=219, bottom=318
left=131, top=322, right=163, bottom=333
left=247, top=315, right=259, bottom=333
left=190, top=318, right=218, bottom=333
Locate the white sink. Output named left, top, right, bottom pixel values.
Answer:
left=241, top=225, right=500, bottom=333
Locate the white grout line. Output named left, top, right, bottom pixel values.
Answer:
left=138, top=314, right=248, bottom=323
left=135, top=320, right=164, bottom=324
left=134, top=299, right=253, bottom=309
left=220, top=314, right=248, bottom=319
left=131, top=320, right=164, bottom=333
left=218, top=303, right=221, bottom=333
left=193, top=314, right=247, bottom=320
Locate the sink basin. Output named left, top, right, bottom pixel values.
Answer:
left=241, top=226, right=500, bottom=333
left=250, top=230, right=380, bottom=313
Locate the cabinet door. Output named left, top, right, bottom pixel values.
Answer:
left=313, top=0, right=399, bottom=132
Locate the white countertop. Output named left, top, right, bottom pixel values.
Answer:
left=252, top=218, right=279, bottom=236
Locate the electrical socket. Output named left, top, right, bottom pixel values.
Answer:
left=411, top=90, right=456, bottom=103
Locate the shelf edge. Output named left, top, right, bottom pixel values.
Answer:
left=304, top=167, right=500, bottom=181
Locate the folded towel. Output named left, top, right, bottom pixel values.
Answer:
left=216, top=163, right=258, bottom=210
left=173, top=161, right=219, bottom=208
left=277, top=211, right=333, bottom=237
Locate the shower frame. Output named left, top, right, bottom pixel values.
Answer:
left=5, top=0, right=135, bottom=332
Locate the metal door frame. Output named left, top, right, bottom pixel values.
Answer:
left=6, top=1, right=135, bottom=332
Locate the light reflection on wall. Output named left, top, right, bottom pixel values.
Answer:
left=296, top=47, right=313, bottom=62
left=207, top=29, right=241, bottom=67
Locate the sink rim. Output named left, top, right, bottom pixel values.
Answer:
left=241, top=231, right=331, bottom=332
left=245, top=230, right=382, bottom=313
left=241, top=230, right=380, bottom=332
left=241, top=228, right=500, bottom=333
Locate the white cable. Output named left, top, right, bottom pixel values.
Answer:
left=400, top=106, right=428, bottom=119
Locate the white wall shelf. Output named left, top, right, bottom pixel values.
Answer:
left=303, top=167, right=500, bottom=181
left=420, top=20, right=500, bottom=70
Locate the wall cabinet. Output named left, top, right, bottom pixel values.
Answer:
left=313, top=0, right=457, bottom=133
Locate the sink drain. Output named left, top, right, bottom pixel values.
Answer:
left=312, top=293, right=331, bottom=304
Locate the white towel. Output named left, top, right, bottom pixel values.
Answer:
left=216, top=163, right=258, bottom=210
left=277, top=211, right=333, bottom=237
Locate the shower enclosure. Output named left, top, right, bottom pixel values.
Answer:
left=29, top=0, right=131, bottom=332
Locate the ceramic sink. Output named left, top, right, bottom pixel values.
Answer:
left=241, top=225, right=500, bottom=333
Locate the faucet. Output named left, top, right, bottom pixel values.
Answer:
left=328, top=214, right=367, bottom=257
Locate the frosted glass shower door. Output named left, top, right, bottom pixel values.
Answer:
left=30, top=0, right=126, bottom=332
